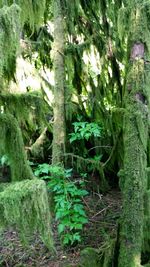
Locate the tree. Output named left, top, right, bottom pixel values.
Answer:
left=118, top=1, right=149, bottom=266
left=52, top=0, right=66, bottom=165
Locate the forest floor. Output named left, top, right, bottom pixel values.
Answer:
left=0, top=189, right=121, bottom=267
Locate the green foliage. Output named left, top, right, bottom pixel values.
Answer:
left=0, top=179, right=54, bottom=251
left=34, top=164, right=88, bottom=246
left=69, top=122, right=102, bottom=143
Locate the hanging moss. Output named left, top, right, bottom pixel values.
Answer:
left=0, top=4, right=21, bottom=81
left=0, top=0, right=46, bottom=30
left=0, top=92, right=49, bottom=133
left=0, top=1, right=46, bottom=82
left=0, top=179, right=54, bottom=251
left=61, top=0, right=80, bottom=35
left=117, top=7, right=129, bottom=42
left=0, top=113, right=34, bottom=182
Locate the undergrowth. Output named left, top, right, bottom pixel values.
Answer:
left=34, top=164, right=88, bottom=246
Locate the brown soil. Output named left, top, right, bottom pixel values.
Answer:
left=0, top=190, right=121, bottom=267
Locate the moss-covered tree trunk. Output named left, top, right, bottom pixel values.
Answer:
left=52, top=0, right=66, bottom=165
left=118, top=3, right=149, bottom=267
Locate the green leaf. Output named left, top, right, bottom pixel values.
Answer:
left=72, top=233, right=81, bottom=242
left=79, top=217, right=88, bottom=224
left=56, top=211, right=64, bottom=220
left=74, top=223, right=83, bottom=230
left=69, top=134, right=77, bottom=143
left=63, top=234, right=72, bottom=245
left=58, top=224, right=65, bottom=234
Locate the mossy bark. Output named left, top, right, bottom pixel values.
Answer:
left=0, top=114, right=34, bottom=182
left=118, top=3, right=149, bottom=267
left=119, top=74, right=148, bottom=267
left=52, top=0, right=66, bottom=165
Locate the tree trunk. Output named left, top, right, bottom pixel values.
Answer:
left=118, top=3, right=149, bottom=267
left=52, top=0, right=66, bottom=165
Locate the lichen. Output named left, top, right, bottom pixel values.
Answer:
left=0, top=113, right=34, bottom=182
left=0, top=179, right=54, bottom=251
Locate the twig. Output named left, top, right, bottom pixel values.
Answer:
left=88, top=146, right=112, bottom=152
left=81, top=197, right=93, bottom=212
left=93, top=192, right=103, bottom=200
left=91, top=204, right=112, bottom=219
left=64, top=153, right=103, bottom=167
left=102, top=133, right=120, bottom=168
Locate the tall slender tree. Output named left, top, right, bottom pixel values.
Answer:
left=52, top=0, right=66, bottom=165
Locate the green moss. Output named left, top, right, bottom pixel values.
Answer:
left=0, top=1, right=46, bottom=82
left=0, top=0, right=46, bottom=30
left=118, top=75, right=148, bottom=266
left=98, top=239, right=116, bottom=267
left=0, top=92, right=48, bottom=133
left=143, top=190, right=150, bottom=252
left=0, top=179, right=54, bottom=251
left=0, top=113, right=34, bottom=182
left=118, top=3, right=149, bottom=265
left=0, top=4, right=20, bottom=81
left=79, top=247, right=100, bottom=267
left=118, top=7, right=129, bottom=42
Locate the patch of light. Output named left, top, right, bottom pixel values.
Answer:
left=0, top=106, right=4, bottom=114
left=9, top=57, right=42, bottom=93
left=82, top=45, right=101, bottom=88
left=40, top=68, right=55, bottom=86
left=104, top=97, right=115, bottom=111
left=47, top=21, right=54, bottom=35
left=83, top=46, right=101, bottom=75
left=108, top=65, right=112, bottom=78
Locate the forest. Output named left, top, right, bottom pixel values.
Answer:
left=0, top=0, right=149, bottom=266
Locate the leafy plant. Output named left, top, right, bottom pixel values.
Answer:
left=69, top=121, right=102, bottom=143
left=34, top=164, right=88, bottom=246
